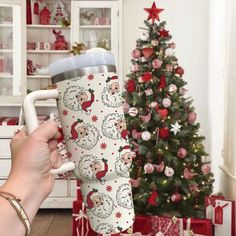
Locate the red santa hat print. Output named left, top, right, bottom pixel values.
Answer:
left=86, top=189, right=98, bottom=209
left=70, top=119, right=83, bottom=140
left=81, top=89, right=95, bottom=114
left=106, top=75, right=118, bottom=83
left=118, top=145, right=130, bottom=152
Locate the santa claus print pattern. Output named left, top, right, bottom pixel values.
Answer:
left=56, top=72, right=134, bottom=233
left=102, top=113, right=129, bottom=141
left=63, top=86, right=95, bottom=114
left=101, top=75, right=122, bottom=107
left=77, top=155, right=108, bottom=184
left=69, top=119, right=99, bottom=150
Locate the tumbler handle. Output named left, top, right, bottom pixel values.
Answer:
left=23, top=90, right=76, bottom=175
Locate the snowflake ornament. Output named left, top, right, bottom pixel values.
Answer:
left=170, top=121, right=182, bottom=135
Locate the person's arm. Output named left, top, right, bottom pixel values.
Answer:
left=0, top=121, right=62, bottom=236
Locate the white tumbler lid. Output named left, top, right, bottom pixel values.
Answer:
left=49, top=51, right=116, bottom=77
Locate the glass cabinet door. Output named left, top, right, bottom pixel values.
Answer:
left=71, top=1, right=119, bottom=64
left=0, top=3, right=22, bottom=97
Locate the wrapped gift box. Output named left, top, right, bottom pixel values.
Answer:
left=183, top=218, right=213, bottom=236
left=0, top=117, right=19, bottom=125
left=132, top=215, right=152, bottom=235
left=213, top=199, right=235, bottom=236
left=205, top=195, right=225, bottom=220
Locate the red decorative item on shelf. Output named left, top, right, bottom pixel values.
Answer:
left=26, top=0, right=32, bottom=24
left=0, top=56, right=5, bottom=73
left=52, top=29, right=68, bottom=50
left=27, top=59, right=36, bottom=75
left=39, top=6, right=51, bottom=25
left=183, top=218, right=213, bottom=236
left=0, top=117, right=19, bottom=126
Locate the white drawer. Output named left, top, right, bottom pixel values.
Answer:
left=0, top=159, right=11, bottom=177
left=70, top=179, right=77, bottom=197
left=0, top=139, right=11, bottom=157
left=49, top=179, right=68, bottom=197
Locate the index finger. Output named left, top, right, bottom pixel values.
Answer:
left=30, top=120, right=61, bottom=141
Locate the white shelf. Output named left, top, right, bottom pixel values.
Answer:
left=80, top=25, right=111, bottom=29
left=35, top=100, right=57, bottom=107
left=0, top=74, right=13, bottom=78
left=0, top=24, right=13, bottom=27
left=27, top=75, right=51, bottom=79
left=27, top=24, right=71, bottom=29
left=27, top=50, right=70, bottom=54
left=0, top=49, right=13, bottom=53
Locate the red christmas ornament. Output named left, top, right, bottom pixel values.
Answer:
left=177, top=148, right=187, bottom=159
left=158, top=109, right=168, bottom=119
left=159, top=127, right=170, bottom=139
left=159, top=29, right=169, bottom=38
left=126, top=79, right=136, bottom=93
left=147, top=190, right=158, bottom=206
left=158, top=75, right=166, bottom=89
left=142, top=72, right=152, bottom=82
left=142, top=47, right=154, bottom=58
left=175, top=66, right=185, bottom=76
left=171, top=192, right=182, bottom=203
left=144, top=2, right=164, bottom=24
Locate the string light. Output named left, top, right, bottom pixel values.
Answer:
left=194, top=149, right=198, bottom=153
left=165, top=146, right=168, bottom=150
left=183, top=196, right=187, bottom=200
left=202, top=181, right=205, bottom=185
left=183, top=163, right=186, bottom=166
left=181, top=175, right=184, bottom=178
left=163, top=180, right=167, bottom=184
left=194, top=163, right=198, bottom=167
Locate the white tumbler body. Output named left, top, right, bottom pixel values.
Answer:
left=49, top=52, right=134, bottom=234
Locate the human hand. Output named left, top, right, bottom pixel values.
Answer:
left=0, top=120, right=63, bottom=221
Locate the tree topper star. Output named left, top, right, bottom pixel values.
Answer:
left=170, top=121, right=182, bottom=135
left=144, top=2, right=164, bottom=24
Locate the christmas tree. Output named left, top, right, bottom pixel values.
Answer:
left=123, top=2, right=214, bottom=218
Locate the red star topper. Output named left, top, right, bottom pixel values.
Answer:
left=144, top=2, right=164, bottom=23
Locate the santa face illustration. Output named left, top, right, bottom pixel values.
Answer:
left=77, top=155, right=108, bottom=184
left=115, top=146, right=132, bottom=178
left=63, top=86, right=95, bottom=114
left=116, top=184, right=133, bottom=209
left=102, top=113, right=129, bottom=140
left=101, top=76, right=122, bottom=108
left=86, top=189, right=114, bottom=219
left=95, top=223, right=117, bottom=234
left=69, top=120, right=99, bottom=150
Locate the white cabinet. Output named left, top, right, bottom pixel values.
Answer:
left=0, top=0, right=122, bottom=208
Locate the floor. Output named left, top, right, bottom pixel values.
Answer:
left=29, top=209, right=72, bottom=236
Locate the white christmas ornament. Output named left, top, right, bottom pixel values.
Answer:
left=165, top=48, right=174, bottom=56
left=170, top=121, right=182, bottom=135
left=140, top=32, right=149, bottom=41
left=128, top=107, right=138, bottom=117
left=164, top=166, right=175, bottom=177
left=168, top=84, right=177, bottom=94
left=142, top=131, right=151, bottom=141
left=144, top=163, right=154, bottom=174
left=150, top=101, right=158, bottom=108
left=145, top=88, right=153, bottom=96
left=162, top=98, right=171, bottom=108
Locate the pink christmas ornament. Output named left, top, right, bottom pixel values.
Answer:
left=164, top=166, right=174, bottom=177
left=139, top=112, right=151, bottom=123
left=128, top=107, right=139, bottom=117
left=153, top=161, right=165, bottom=172
left=171, top=192, right=182, bottom=203
left=138, top=76, right=144, bottom=83
left=162, top=98, right=171, bottom=108
left=201, top=164, right=211, bottom=175
left=142, top=131, right=151, bottom=141
left=123, top=102, right=130, bottom=113
left=168, top=84, right=177, bottom=94
left=144, top=163, right=154, bottom=174
left=150, top=101, right=158, bottom=108
left=177, top=148, right=187, bottom=159
left=151, top=40, right=159, bottom=46
left=152, top=59, right=163, bottom=69
left=130, top=151, right=137, bottom=158
left=145, top=88, right=153, bottom=96
left=131, top=48, right=142, bottom=59
left=130, top=177, right=141, bottom=187
left=184, top=168, right=197, bottom=180
left=132, top=129, right=142, bottom=139
left=188, top=112, right=197, bottom=124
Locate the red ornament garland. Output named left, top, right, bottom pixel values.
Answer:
left=126, top=79, right=136, bottom=93
left=148, top=190, right=159, bottom=206
left=159, top=127, right=170, bottom=139
left=142, top=72, right=152, bottom=82
left=158, top=75, right=166, bottom=89
left=159, top=29, right=169, bottom=38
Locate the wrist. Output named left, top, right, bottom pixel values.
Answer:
left=0, top=174, right=47, bottom=222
